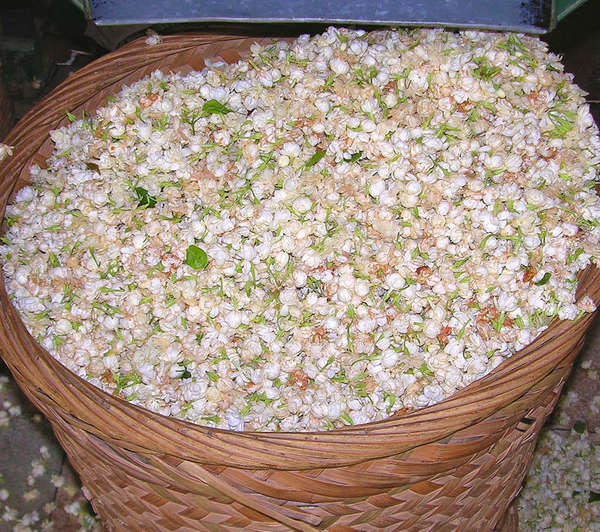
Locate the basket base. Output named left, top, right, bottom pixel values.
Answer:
left=18, top=334, right=578, bottom=531
left=45, top=381, right=556, bottom=532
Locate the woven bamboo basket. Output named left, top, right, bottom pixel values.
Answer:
left=1, top=34, right=599, bottom=532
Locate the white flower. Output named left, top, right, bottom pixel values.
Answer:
left=385, top=273, right=405, bottom=290
left=145, top=33, right=162, bottom=46
left=357, top=317, right=376, bottom=333
left=0, top=143, right=14, bottom=162
left=381, top=349, right=399, bottom=368
left=329, top=57, right=350, bottom=75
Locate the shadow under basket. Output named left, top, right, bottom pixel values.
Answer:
left=1, top=34, right=599, bottom=532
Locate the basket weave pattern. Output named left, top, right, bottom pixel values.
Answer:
left=1, top=35, right=599, bottom=531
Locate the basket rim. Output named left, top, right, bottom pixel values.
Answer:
left=0, top=32, right=598, bottom=469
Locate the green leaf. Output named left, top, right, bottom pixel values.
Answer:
left=52, top=335, right=66, bottom=349
left=573, top=420, right=586, bottom=434
left=457, top=320, right=470, bottom=341
left=491, top=312, right=506, bottom=333
left=346, top=304, right=356, bottom=320
left=185, top=245, right=208, bottom=270
left=578, top=217, right=600, bottom=229
left=589, top=491, right=600, bottom=503
left=34, top=310, right=50, bottom=321
left=321, top=355, right=335, bottom=371
left=546, top=107, right=576, bottom=139
left=202, top=99, right=233, bottom=116
left=419, top=362, right=435, bottom=377
left=178, top=367, right=192, bottom=379
left=534, top=272, right=551, bottom=286
left=467, top=108, right=480, bottom=122
left=472, top=57, right=501, bottom=81
left=206, top=370, right=219, bottom=382
left=340, top=412, right=354, bottom=425
left=305, top=150, right=326, bottom=170
left=566, top=248, right=584, bottom=265
left=307, top=276, right=324, bottom=295
left=112, top=371, right=142, bottom=392
left=48, top=252, right=60, bottom=268
left=344, top=151, right=363, bottom=164
left=452, top=256, right=470, bottom=269
left=422, top=113, right=434, bottom=129
left=419, top=362, right=434, bottom=377
left=134, top=187, right=157, bottom=209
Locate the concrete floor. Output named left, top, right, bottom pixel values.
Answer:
left=0, top=1, right=599, bottom=530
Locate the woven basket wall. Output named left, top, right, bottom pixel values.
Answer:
left=1, top=34, right=599, bottom=532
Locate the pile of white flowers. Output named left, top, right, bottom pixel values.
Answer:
left=0, top=375, right=100, bottom=531
left=518, top=423, right=600, bottom=531
left=2, top=28, right=600, bottom=431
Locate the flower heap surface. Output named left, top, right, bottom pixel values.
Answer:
left=2, top=28, right=600, bottom=431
